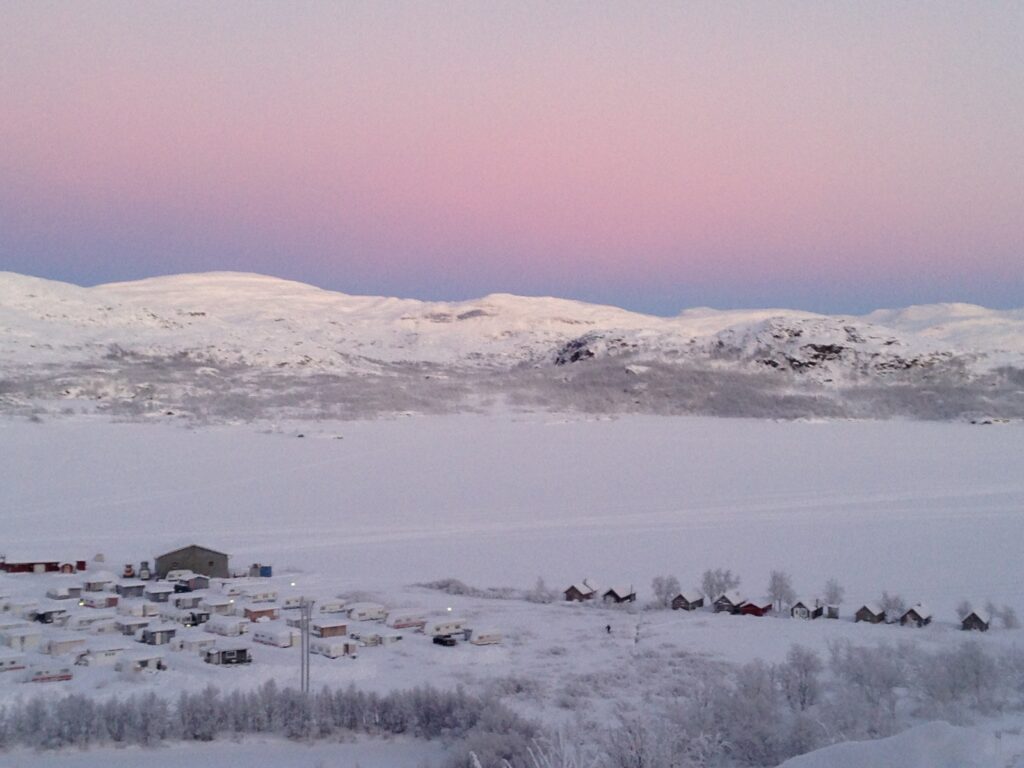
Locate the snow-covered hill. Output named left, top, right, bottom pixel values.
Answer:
left=1, top=271, right=1022, bottom=421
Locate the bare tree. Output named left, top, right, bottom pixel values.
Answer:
left=1000, top=605, right=1020, bottom=629
left=956, top=599, right=973, bottom=620
left=823, top=578, right=845, bottom=607
left=701, top=568, right=740, bottom=601
left=879, top=591, right=906, bottom=623
left=651, top=575, right=681, bottom=608
left=767, top=570, right=796, bottom=612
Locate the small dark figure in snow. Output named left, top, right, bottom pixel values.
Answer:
left=605, top=624, right=611, bottom=635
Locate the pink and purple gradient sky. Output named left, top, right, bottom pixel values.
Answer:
left=1, top=2, right=1022, bottom=314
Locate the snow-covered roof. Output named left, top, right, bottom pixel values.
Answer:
left=84, top=572, right=115, bottom=582
left=143, top=623, right=179, bottom=633
left=567, top=581, right=596, bottom=595
left=674, top=590, right=703, bottom=603
left=716, top=590, right=744, bottom=604
left=117, top=580, right=146, bottom=588
left=145, top=584, right=175, bottom=593
left=201, top=595, right=232, bottom=605
left=858, top=602, right=884, bottom=615
left=604, top=586, right=635, bottom=598
left=905, top=603, right=932, bottom=619
left=963, top=609, right=992, bottom=624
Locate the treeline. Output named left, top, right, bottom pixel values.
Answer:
left=0, top=681, right=537, bottom=768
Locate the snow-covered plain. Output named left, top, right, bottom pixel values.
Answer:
left=3, top=413, right=1024, bottom=766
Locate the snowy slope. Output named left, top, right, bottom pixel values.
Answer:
left=2, top=271, right=1023, bottom=421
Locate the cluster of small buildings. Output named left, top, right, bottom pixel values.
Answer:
left=564, top=579, right=997, bottom=632
left=1, top=544, right=502, bottom=685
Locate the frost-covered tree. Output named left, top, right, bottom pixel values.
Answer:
left=879, top=591, right=906, bottom=623
left=823, top=578, right=845, bottom=607
left=778, top=645, right=823, bottom=712
left=526, top=577, right=557, bottom=604
left=956, top=599, right=973, bottom=620
left=700, top=568, right=740, bottom=601
left=1001, top=605, right=1020, bottom=629
left=767, top=570, right=796, bottom=612
left=651, top=575, right=681, bottom=608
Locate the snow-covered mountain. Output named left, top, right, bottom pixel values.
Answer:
left=2, top=271, right=1022, bottom=422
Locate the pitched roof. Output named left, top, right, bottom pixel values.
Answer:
left=674, top=590, right=703, bottom=603
left=904, top=603, right=932, bottom=619
left=604, top=586, right=635, bottom=599
left=716, top=590, right=744, bottom=605
left=858, top=602, right=884, bottom=615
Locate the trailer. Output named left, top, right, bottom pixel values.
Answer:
left=347, top=602, right=386, bottom=622
left=310, top=639, right=358, bottom=659
left=204, top=645, right=253, bottom=665
left=24, top=665, right=73, bottom=683
left=0, top=652, right=26, bottom=673
left=386, top=613, right=427, bottom=630
left=205, top=616, right=249, bottom=637
left=318, top=601, right=347, bottom=614
left=423, top=618, right=467, bottom=638
left=470, top=632, right=502, bottom=646
left=253, top=627, right=299, bottom=648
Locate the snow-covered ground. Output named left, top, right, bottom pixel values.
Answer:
left=3, top=413, right=1024, bottom=766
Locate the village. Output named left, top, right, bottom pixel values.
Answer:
left=0, top=545, right=1004, bottom=691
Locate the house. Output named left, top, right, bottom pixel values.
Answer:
left=140, top=625, right=178, bottom=645
left=144, top=584, right=175, bottom=603
left=713, top=591, right=745, bottom=614
left=854, top=603, right=886, bottom=624
left=155, top=545, right=229, bottom=579
left=310, top=638, right=358, bottom=659
left=791, top=600, right=824, bottom=620
left=311, top=620, right=348, bottom=638
left=564, top=581, right=597, bottom=602
left=204, top=645, right=252, bottom=665
left=34, top=606, right=70, bottom=625
left=81, top=594, right=119, bottom=609
left=46, top=585, right=83, bottom=600
left=115, top=653, right=166, bottom=673
left=82, top=573, right=115, bottom=592
left=243, top=604, right=280, bottom=622
left=115, top=617, right=150, bottom=636
left=347, top=603, right=386, bottom=621
left=43, top=635, right=88, bottom=656
left=740, top=600, right=773, bottom=617
left=115, top=581, right=146, bottom=599
left=603, top=586, right=637, bottom=604
left=901, top=604, right=933, bottom=628
left=1, top=627, right=43, bottom=652
left=962, top=610, right=991, bottom=632
left=205, top=616, right=249, bottom=637
left=671, top=591, right=705, bottom=611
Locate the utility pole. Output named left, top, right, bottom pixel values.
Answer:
left=299, top=598, right=314, bottom=694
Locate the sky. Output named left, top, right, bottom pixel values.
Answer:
left=1, top=2, right=1022, bottom=315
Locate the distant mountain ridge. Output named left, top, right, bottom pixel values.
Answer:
left=2, top=271, right=1022, bottom=422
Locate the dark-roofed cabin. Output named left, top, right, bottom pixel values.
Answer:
left=791, top=601, right=823, bottom=620
left=713, top=591, right=744, bottom=614
left=900, top=604, right=932, bottom=628
left=154, top=545, right=228, bottom=579
left=740, top=601, right=773, bottom=617
left=855, top=604, right=885, bottom=624
left=564, top=582, right=596, bottom=602
left=961, top=611, right=991, bottom=632
left=602, top=587, right=636, bottom=604
left=671, top=592, right=704, bottom=611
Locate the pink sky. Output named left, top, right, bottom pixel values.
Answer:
left=1, top=2, right=1022, bottom=313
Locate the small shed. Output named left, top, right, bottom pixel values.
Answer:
left=200, top=595, right=234, bottom=615
left=140, top=625, right=178, bottom=645
left=1, top=627, right=43, bottom=652
left=603, top=586, right=636, bottom=604
left=791, top=600, right=824, bottom=620
left=115, top=653, right=166, bottom=672
left=44, top=635, right=88, bottom=656
left=115, top=617, right=150, bottom=636
left=46, top=585, right=83, bottom=600
left=243, top=604, right=280, bottom=622
left=115, top=581, right=146, bottom=599
left=144, top=584, right=175, bottom=603
left=671, top=591, right=705, bottom=611
left=900, top=604, right=933, bottom=628
left=713, top=591, right=745, bottom=614
left=82, top=573, right=115, bottom=592
left=204, top=645, right=252, bottom=665
left=311, top=620, right=349, bottom=638
left=740, top=600, right=773, bottom=617
left=824, top=604, right=840, bottom=619
left=175, top=574, right=211, bottom=592
left=962, top=610, right=991, bottom=632
left=855, top=603, right=886, bottom=624
left=34, top=606, right=70, bottom=625
left=154, top=545, right=229, bottom=579
left=81, top=594, right=118, bottom=609
left=564, top=581, right=597, bottom=602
